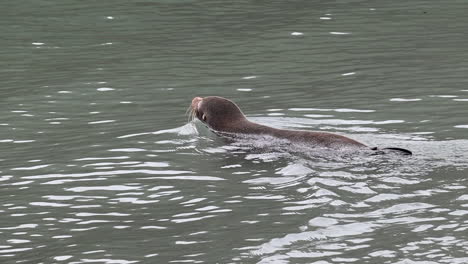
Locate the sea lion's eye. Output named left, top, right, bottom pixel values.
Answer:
left=202, top=114, right=207, bottom=121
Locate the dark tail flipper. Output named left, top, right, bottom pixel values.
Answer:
left=382, top=147, right=412, bottom=155
left=370, top=147, right=412, bottom=156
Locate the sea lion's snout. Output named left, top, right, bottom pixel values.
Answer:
left=191, top=97, right=203, bottom=112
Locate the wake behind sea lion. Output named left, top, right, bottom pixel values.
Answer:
left=189, top=96, right=412, bottom=155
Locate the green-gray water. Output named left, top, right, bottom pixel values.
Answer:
left=1, top=1, right=468, bottom=263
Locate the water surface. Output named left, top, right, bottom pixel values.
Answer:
left=1, top=1, right=468, bottom=263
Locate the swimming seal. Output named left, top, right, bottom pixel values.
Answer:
left=190, top=96, right=412, bottom=155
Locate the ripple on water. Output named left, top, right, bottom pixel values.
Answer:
left=204, top=131, right=468, bottom=263
left=389, top=98, right=422, bottom=102
left=3, top=97, right=468, bottom=264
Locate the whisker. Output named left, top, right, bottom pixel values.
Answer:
left=185, top=105, right=191, bottom=115
left=188, top=109, right=193, bottom=124
left=190, top=109, right=196, bottom=122
left=185, top=105, right=193, bottom=124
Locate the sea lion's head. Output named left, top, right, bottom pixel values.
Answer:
left=191, top=96, right=247, bottom=132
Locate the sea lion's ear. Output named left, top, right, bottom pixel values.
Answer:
left=202, top=114, right=207, bottom=122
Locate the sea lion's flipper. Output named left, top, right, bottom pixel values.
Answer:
left=382, top=147, right=412, bottom=155
left=369, top=147, right=412, bottom=156
left=382, top=147, right=412, bottom=156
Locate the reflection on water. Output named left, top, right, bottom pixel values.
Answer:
left=2, top=0, right=468, bottom=263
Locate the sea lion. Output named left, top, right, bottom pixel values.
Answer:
left=189, top=96, right=411, bottom=155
